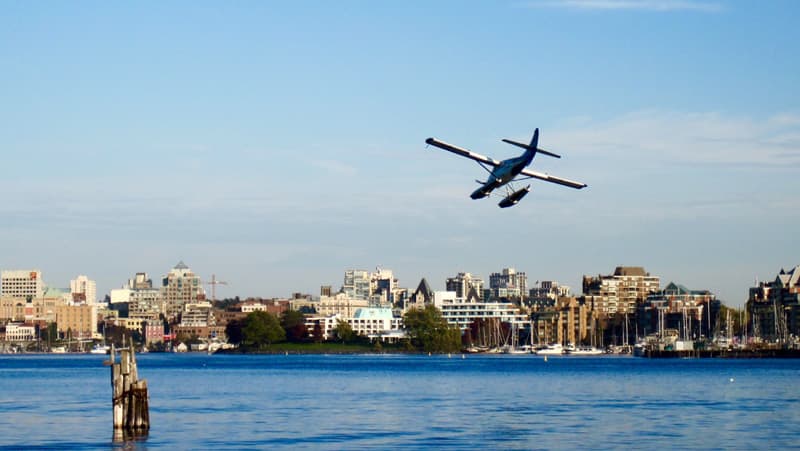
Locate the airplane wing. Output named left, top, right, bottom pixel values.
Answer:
left=519, top=168, right=587, bottom=189
left=425, top=138, right=499, bottom=166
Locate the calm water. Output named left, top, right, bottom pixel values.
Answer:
left=1, top=353, right=799, bottom=449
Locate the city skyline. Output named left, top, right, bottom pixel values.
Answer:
left=2, top=1, right=798, bottom=307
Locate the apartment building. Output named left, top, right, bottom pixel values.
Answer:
left=582, top=266, right=660, bottom=315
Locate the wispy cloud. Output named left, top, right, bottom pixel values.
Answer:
left=549, top=110, right=800, bottom=168
left=308, top=159, right=358, bottom=177
left=530, top=0, right=724, bottom=12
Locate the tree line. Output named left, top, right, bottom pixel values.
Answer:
left=225, top=305, right=462, bottom=353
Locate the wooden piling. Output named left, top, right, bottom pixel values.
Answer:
left=108, top=342, right=149, bottom=435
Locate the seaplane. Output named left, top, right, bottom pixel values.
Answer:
left=425, top=129, right=587, bottom=208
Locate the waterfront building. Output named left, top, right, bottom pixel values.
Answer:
left=530, top=296, right=596, bottom=346
left=4, top=323, right=35, bottom=341
left=305, top=307, right=404, bottom=342
left=433, top=290, right=529, bottom=331
left=637, top=282, right=719, bottom=340
left=747, top=265, right=800, bottom=342
left=142, top=320, right=164, bottom=345
left=488, top=268, right=527, bottom=301
left=1, top=270, right=44, bottom=300
left=582, top=266, right=660, bottom=316
left=161, top=262, right=205, bottom=323
left=446, top=272, right=484, bottom=299
left=55, top=303, right=97, bottom=339
left=69, top=275, right=97, bottom=304
left=172, top=324, right=226, bottom=341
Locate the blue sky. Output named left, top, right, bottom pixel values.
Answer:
left=1, top=1, right=798, bottom=306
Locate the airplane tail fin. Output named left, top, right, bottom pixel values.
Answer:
left=502, top=128, right=561, bottom=159
left=530, top=128, right=539, bottom=150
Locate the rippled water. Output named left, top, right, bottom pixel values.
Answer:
left=1, top=354, right=799, bottom=449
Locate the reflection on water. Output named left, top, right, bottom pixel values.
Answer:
left=112, top=429, right=148, bottom=448
left=1, top=354, right=799, bottom=449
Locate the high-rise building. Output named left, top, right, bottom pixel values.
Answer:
left=161, top=262, right=205, bottom=322
left=582, top=266, right=660, bottom=315
left=109, top=272, right=163, bottom=323
left=369, top=267, right=407, bottom=306
left=69, top=275, right=97, bottom=304
left=446, top=272, right=484, bottom=299
left=343, top=270, right=370, bottom=301
left=488, top=268, right=527, bottom=300
left=1, top=270, right=44, bottom=300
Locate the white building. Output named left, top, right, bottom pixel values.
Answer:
left=241, top=302, right=268, bottom=313
left=69, top=275, right=97, bottom=304
left=5, top=323, right=36, bottom=341
left=1, top=270, right=44, bottom=299
left=307, top=307, right=404, bottom=341
left=433, top=291, right=529, bottom=330
left=180, top=301, right=215, bottom=327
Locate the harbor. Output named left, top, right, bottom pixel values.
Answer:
left=2, top=353, right=799, bottom=449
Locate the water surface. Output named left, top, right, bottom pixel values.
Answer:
left=1, top=354, right=798, bottom=449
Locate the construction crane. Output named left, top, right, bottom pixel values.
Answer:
left=205, top=274, right=228, bottom=303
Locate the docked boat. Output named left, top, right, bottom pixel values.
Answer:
left=89, top=344, right=110, bottom=355
left=503, top=345, right=532, bottom=354
left=536, top=343, right=564, bottom=355
left=568, top=346, right=603, bottom=356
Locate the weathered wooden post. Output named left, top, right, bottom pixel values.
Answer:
left=109, top=341, right=149, bottom=436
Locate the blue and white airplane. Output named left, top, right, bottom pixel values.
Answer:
left=425, top=129, right=587, bottom=208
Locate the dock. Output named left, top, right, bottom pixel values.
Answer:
left=641, top=348, right=800, bottom=358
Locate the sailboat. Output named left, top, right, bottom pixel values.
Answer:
left=90, top=324, right=110, bottom=354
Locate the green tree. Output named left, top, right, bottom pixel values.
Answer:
left=225, top=319, right=244, bottom=345
left=333, top=319, right=355, bottom=344
left=45, top=323, right=58, bottom=343
left=281, top=309, right=308, bottom=343
left=243, top=311, right=285, bottom=348
left=403, top=305, right=462, bottom=353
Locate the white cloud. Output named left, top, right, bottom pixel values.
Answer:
left=531, top=0, right=723, bottom=12
left=549, top=110, right=800, bottom=167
